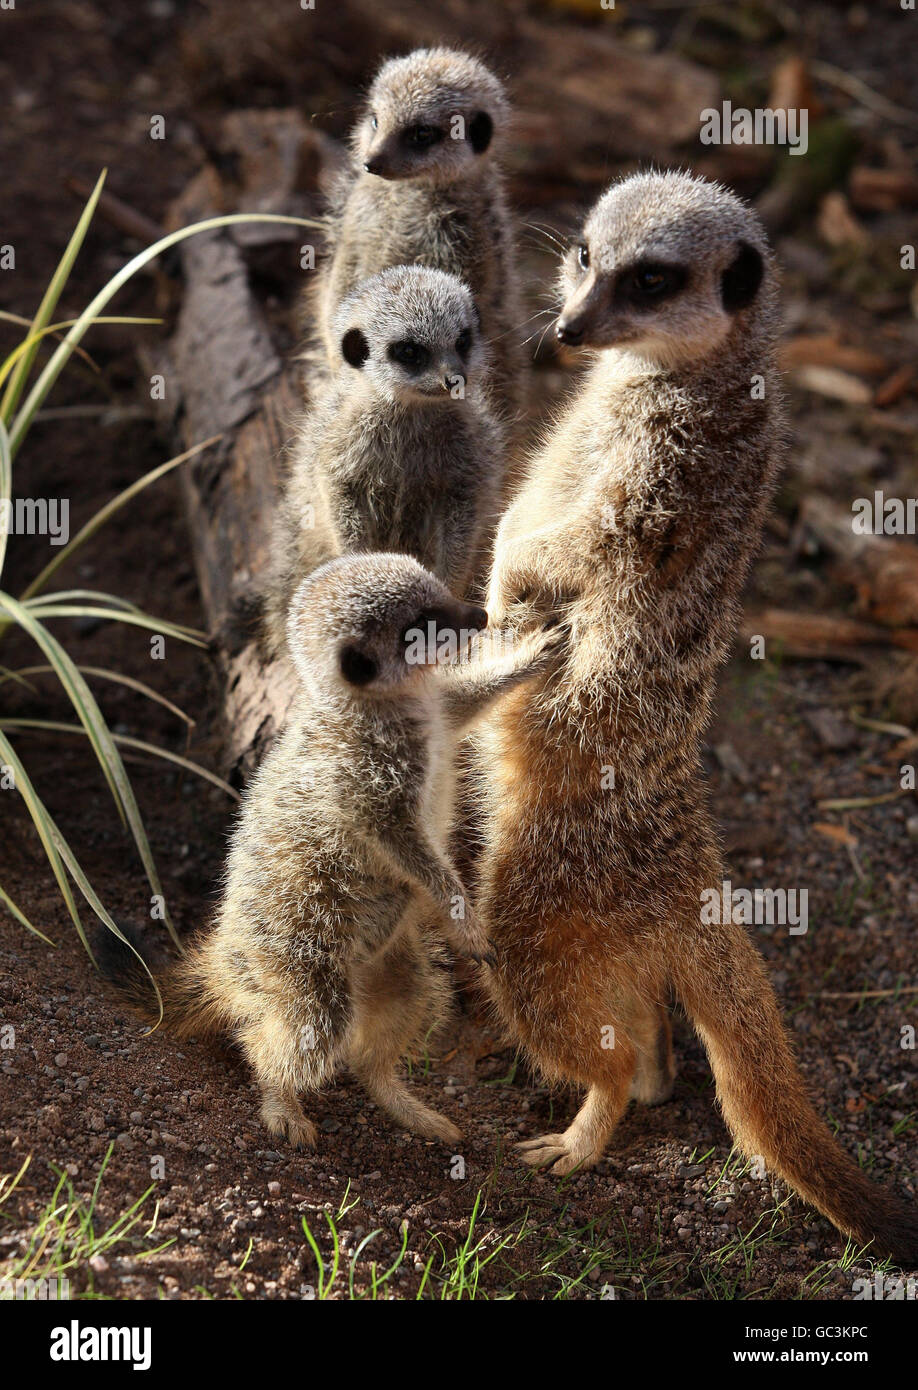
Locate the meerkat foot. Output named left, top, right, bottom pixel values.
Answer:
left=259, top=1088, right=317, bottom=1150
left=515, top=1130, right=603, bottom=1176
left=516, top=1083, right=624, bottom=1176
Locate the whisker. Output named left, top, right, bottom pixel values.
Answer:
left=483, top=307, right=557, bottom=348
left=523, top=221, right=570, bottom=254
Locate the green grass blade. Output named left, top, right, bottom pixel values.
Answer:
left=1, top=718, right=239, bottom=801
left=1, top=664, right=194, bottom=726
left=0, top=594, right=181, bottom=946
left=1, top=171, right=107, bottom=425
left=0, top=730, right=90, bottom=957
left=9, top=211, right=317, bottom=455
left=20, top=435, right=220, bottom=601
left=0, top=881, right=56, bottom=946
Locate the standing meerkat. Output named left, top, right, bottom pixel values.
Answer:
left=476, top=170, right=918, bottom=1262
left=106, top=553, right=560, bottom=1149
left=311, top=47, right=525, bottom=428
left=265, top=265, right=504, bottom=653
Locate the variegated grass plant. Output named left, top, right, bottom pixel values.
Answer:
left=0, top=171, right=311, bottom=999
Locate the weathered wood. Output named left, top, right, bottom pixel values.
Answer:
left=149, top=110, right=334, bottom=780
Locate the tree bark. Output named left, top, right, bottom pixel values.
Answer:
left=148, top=111, right=338, bottom=781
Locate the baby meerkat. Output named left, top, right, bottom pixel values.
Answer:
left=311, top=47, right=525, bottom=426
left=106, top=553, right=560, bottom=1149
left=476, top=170, right=918, bottom=1262
left=265, top=265, right=503, bottom=654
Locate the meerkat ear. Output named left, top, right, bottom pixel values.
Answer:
left=468, top=111, right=493, bottom=154
left=339, top=644, right=378, bottom=686
left=721, top=241, right=764, bottom=312
left=341, top=328, right=370, bottom=368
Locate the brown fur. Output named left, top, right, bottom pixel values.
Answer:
left=476, top=171, right=918, bottom=1263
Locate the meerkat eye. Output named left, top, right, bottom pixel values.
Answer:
left=405, top=124, right=443, bottom=149
left=577, top=243, right=590, bottom=271
left=339, top=645, right=378, bottom=687
left=629, top=262, right=687, bottom=300
left=388, top=340, right=430, bottom=372
left=455, top=327, right=472, bottom=357
left=370, top=114, right=378, bottom=130
left=634, top=267, right=667, bottom=293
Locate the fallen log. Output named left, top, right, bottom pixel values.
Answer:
left=147, top=110, right=337, bottom=781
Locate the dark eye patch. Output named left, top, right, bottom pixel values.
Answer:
left=403, top=124, right=443, bottom=149
left=721, top=241, right=763, bottom=312
left=455, top=327, right=472, bottom=357
left=388, top=340, right=430, bottom=372
left=618, top=260, right=688, bottom=309
left=468, top=110, right=493, bottom=154
left=340, top=645, right=378, bottom=687
left=341, top=327, right=369, bottom=368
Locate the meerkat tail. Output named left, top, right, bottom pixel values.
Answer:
left=96, top=925, right=227, bottom=1041
left=669, top=925, right=918, bottom=1265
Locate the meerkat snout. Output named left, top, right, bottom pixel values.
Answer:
left=555, top=171, right=768, bottom=364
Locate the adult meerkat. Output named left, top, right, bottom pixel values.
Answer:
left=311, top=47, right=524, bottom=427
left=476, top=171, right=918, bottom=1261
left=265, top=265, right=503, bottom=654
left=107, top=553, right=560, bottom=1149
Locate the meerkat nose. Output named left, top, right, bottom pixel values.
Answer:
left=466, top=606, right=488, bottom=630
left=556, top=320, right=585, bottom=346
left=364, top=158, right=383, bottom=175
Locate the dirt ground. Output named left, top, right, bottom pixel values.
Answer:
left=0, top=0, right=916, bottom=1300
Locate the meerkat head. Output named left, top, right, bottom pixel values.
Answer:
left=354, top=47, right=508, bottom=184
left=333, top=265, right=487, bottom=405
left=287, top=554, right=488, bottom=703
left=556, top=170, right=771, bottom=368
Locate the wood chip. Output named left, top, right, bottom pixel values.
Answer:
left=813, top=822, right=858, bottom=847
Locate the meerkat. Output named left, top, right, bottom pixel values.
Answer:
left=265, top=264, right=504, bottom=654
left=105, top=553, right=560, bottom=1149
left=475, top=170, right=918, bottom=1262
left=309, top=47, right=525, bottom=428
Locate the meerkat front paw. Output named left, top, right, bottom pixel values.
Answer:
left=446, top=906, right=496, bottom=967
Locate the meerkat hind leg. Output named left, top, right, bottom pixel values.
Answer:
left=629, top=1002, right=676, bottom=1106
left=350, top=934, right=461, bottom=1145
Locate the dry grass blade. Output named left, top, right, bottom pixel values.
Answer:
left=19, top=435, right=221, bottom=602
left=0, top=170, right=106, bottom=424
left=1, top=718, right=239, bottom=801
left=0, top=882, right=55, bottom=946
left=1, top=664, right=194, bottom=726
left=9, top=211, right=317, bottom=455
